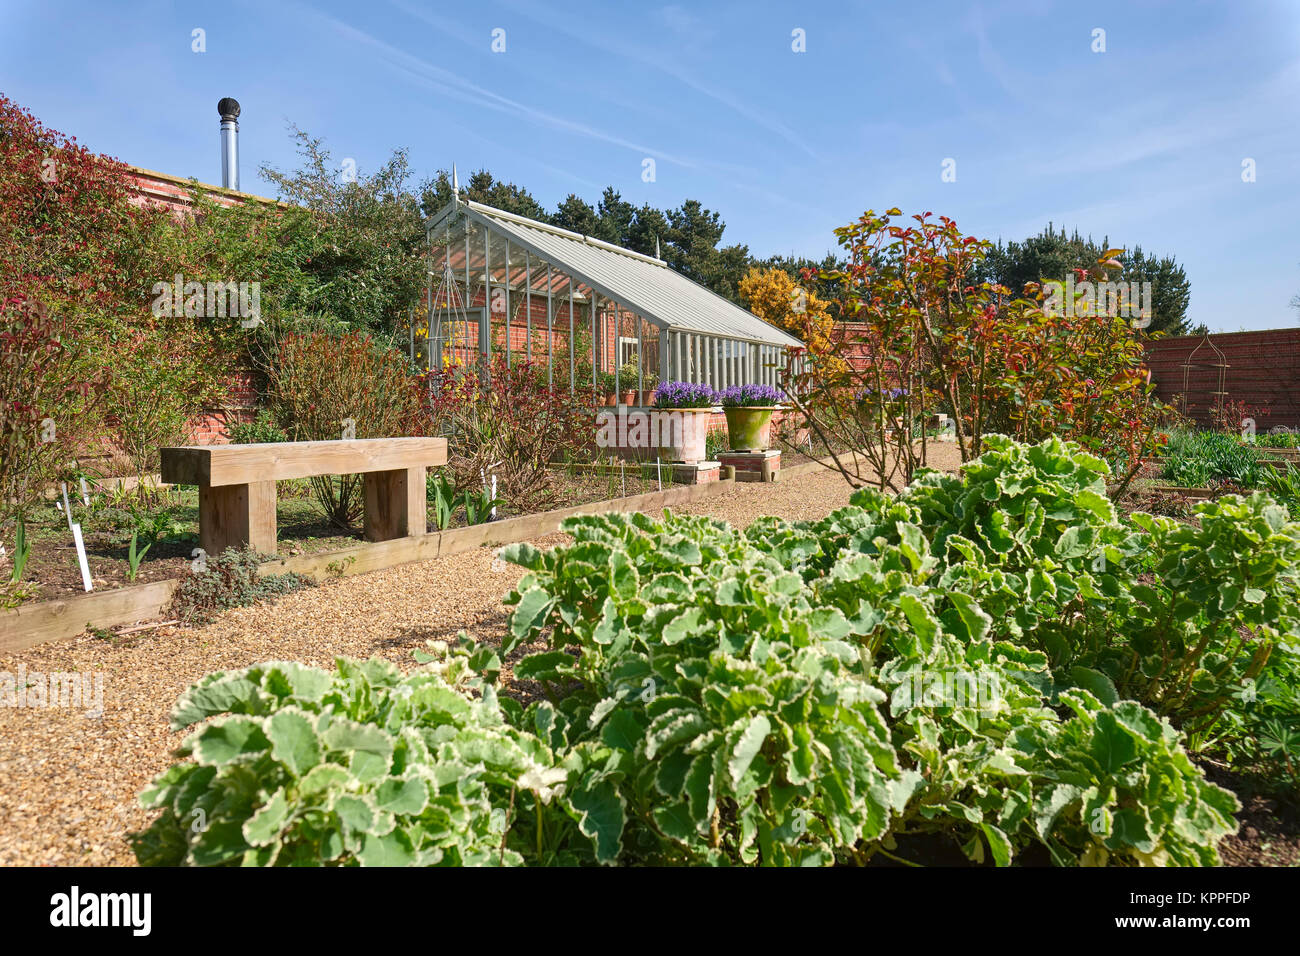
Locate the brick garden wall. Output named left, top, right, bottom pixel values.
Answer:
left=184, top=369, right=260, bottom=444
left=122, top=168, right=281, bottom=445
left=1142, top=329, right=1300, bottom=430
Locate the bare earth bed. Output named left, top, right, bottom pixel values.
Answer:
left=4, top=444, right=1289, bottom=868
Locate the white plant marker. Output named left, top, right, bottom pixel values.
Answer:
left=61, top=483, right=93, bottom=592
left=490, top=473, right=497, bottom=520
left=79, top=477, right=90, bottom=506
left=656, top=458, right=662, bottom=492
left=59, top=482, right=75, bottom=532
left=71, top=523, right=93, bottom=592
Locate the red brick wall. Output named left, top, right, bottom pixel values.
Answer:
left=124, top=166, right=281, bottom=219
left=120, top=167, right=280, bottom=445
left=184, top=369, right=259, bottom=444
left=1142, top=329, right=1300, bottom=429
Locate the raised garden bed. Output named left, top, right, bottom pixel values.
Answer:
left=0, top=473, right=738, bottom=653
left=3, top=465, right=698, bottom=612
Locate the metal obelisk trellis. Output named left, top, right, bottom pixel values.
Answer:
left=1180, top=332, right=1229, bottom=424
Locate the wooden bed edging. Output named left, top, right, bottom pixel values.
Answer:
left=258, top=476, right=736, bottom=579
left=0, top=477, right=737, bottom=654
left=0, top=579, right=180, bottom=654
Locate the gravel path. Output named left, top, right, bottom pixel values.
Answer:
left=0, top=449, right=961, bottom=866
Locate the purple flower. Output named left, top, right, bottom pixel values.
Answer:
left=653, top=381, right=718, bottom=408
left=856, top=386, right=909, bottom=403
left=718, top=383, right=784, bottom=407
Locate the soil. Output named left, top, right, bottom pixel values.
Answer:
left=1203, top=764, right=1300, bottom=867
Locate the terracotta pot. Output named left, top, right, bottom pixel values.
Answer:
left=621, top=391, right=636, bottom=406
left=657, top=407, right=713, bottom=463
left=638, top=390, right=655, bottom=407
left=723, top=406, right=780, bottom=451
left=604, top=394, right=617, bottom=407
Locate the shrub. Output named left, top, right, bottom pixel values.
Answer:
left=0, top=94, right=162, bottom=309
left=227, top=410, right=288, bottom=445
left=108, top=322, right=229, bottom=477
left=167, top=547, right=313, bottom=625
left=420, top=355, right=589, bottom=514
left=266, top=330, right=421, bottom=528
left=0, top=293, right=108, bottom=526
left=787, top=210, right=1167, bottom=491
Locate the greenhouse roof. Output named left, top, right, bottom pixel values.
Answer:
left=427, top=199, right=805, bottom=349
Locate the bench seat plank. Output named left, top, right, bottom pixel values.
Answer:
left=161, top=437, right=448, bottom=487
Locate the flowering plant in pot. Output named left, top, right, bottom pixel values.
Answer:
left=719, top=383, right=784, bottom=451
left=617, top=362, right=640, bottom=405
left=597, top=370, right=618, bottom=406
left=652, top=381, right=717, bottom=462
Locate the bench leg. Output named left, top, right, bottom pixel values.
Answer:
left=199, top=481, right=277, bottom=557
left=364, top=466, right=427, bottom=541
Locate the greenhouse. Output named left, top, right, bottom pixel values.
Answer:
left=419, top=195, right=805, bottom=401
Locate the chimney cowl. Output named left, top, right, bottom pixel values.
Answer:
left=218, top=97, right=241, bottom=120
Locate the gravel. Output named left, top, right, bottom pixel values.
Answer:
left=0, top=447, right=963, bottom=866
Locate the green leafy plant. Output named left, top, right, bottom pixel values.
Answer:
left=1260, top=460, right=1300, bottom=519
left=139, top=436, right=1276, bottom=867
left=1161, top=430, right=1262, bottom=488
left=227, top=410, right=288, bottom=445
left=108, top=322, right=229, bottom=479
left=130, top=658, right=555, bottom=866
left=498, top=444, right=1248, bottom=867
left=7, top=516, right=31, bottom=584
left=427, top=471, right=457, bottom=530
left=167, top=546, right=313, bottom=625
left=463, top=487, right=501, bottom=526
left=705, top=426, right=729, bottom=461
left=126, top=530, right=151, bottom=581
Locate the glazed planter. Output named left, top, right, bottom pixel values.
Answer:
left=657, top=407, right=714, bottom=463
left=723, top=406, right=781, bottom=451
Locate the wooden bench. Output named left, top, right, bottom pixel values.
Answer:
left=160, top=437, right=448, bottom=556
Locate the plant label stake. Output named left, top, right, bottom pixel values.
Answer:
left=656, top=458, right=662, bottom=492
left=80, top=476, right=90, bottom=506
left=59, top=482, right=75, bottom=532
left=60, top=483, right=93, bottom=591
left=71, top=523, right=93, bottom=592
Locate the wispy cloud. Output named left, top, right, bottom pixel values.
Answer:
left=306, top=4, right=721, bottom=173
left=499, top=0, right=819, bottom=161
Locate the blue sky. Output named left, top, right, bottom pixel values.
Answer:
left=3, top=0, right=1298, bottom=331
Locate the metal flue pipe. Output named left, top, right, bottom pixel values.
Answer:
left=218, top=97, right=240, bottom=191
